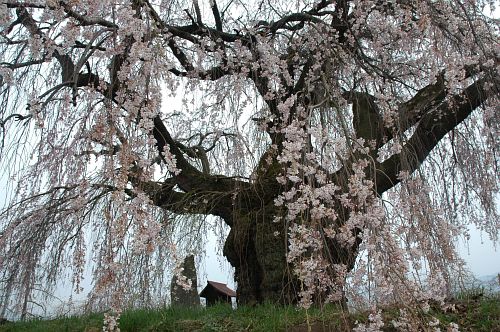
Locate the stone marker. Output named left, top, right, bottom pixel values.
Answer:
left=170, top=255, right=199, bottom=307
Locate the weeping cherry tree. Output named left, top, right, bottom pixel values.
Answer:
left=0, top=0, right=499, bottom=324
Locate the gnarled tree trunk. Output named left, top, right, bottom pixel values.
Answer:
left=223, top=205, right=299, bottom=305
left=223, top=200, right=360, bottom=306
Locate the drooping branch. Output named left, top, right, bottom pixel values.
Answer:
left=344, top=65, right=496, bottom=153
left=6, top=5, right=252, bottom=225
left=13, top=8, right=113, bottom=100
left=376, top=75, right=499, bottom=194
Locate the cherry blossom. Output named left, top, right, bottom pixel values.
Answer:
left=0, top=0, right=498, bottom=327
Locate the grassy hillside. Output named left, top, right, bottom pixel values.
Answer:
left=0, top=297, right=498, bottom=331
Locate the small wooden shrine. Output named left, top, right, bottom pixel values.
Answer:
left=199, top=280, right=236, bottom=306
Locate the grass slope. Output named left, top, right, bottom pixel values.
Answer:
left=0, top=297, right=498, bottom=331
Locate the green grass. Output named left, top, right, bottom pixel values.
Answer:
left=431, top=298, right=500, bottom=331
left=0, top=312, right=103, bottom=332
left=149, top=303, right=349, bottom=332
left=0, top=303, right=348, bottom=332
left=0, top=298, right=498, bottom=332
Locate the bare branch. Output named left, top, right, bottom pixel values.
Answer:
left=192, top=0, right=203, bottom=25
left=211, top=0, right=223, bottom=31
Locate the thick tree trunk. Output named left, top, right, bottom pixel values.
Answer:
left=223, top=204, right=300, bottom=305
left=223, top=202, right=360, bottom=306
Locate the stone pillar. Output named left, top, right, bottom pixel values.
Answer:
left=170, top=255, right=199, bottom=307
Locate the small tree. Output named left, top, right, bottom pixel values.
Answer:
left=0, top=0, right=498, bottom=318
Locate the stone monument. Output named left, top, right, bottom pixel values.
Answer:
left=170, top=255, right=199, bottom=307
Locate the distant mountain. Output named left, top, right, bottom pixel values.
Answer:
left=477, top=274, right=500, bottom=293
left=477, top=274, right=496, bottom=281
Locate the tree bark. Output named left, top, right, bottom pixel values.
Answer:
left=223, top=204, right=300, bottom=305
left=222, top=199, right=361, bottom=306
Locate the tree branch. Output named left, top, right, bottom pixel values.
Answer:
left=211, top=0, right=223, bottom=31
left=58, top=2, right=118, bottom=28
left=269, top=13, right=324, bottom=34
left=192, top=0, right=203, bottom=25
left=375, top=75, right=499, bottom=194
left=167, top=39, right=195, bottom=72
left=349, top=92, right=384, bottom=146
left=138, top=179, right=234, bottom=222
